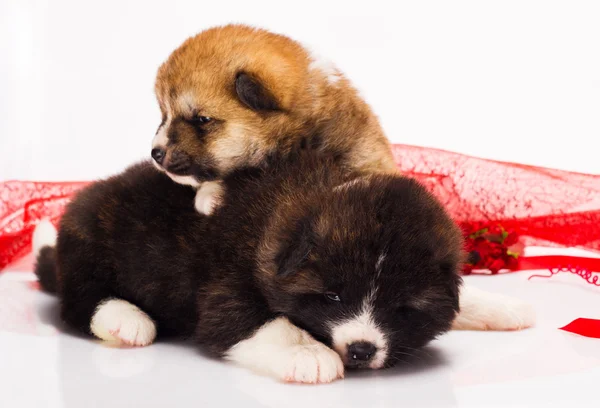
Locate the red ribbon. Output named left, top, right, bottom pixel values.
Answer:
left=559, top=318, right=600, bottom=339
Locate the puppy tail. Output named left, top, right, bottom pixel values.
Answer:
left=33, top=219, right=59, bottom=294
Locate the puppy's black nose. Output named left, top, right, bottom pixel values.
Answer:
left=151, top=148, right=166, bottom=165
left=347, top=342, right=377, bottom=363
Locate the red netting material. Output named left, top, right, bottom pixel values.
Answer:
left=391, top=145, right=600, bottom=250
left=1, top=144, right=599, bottom=270
left=0, top=181, right=88, bottom=269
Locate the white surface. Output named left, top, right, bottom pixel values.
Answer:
left=2, top=0, right=600, bottom=181
left=1, top=257, right=599, bottom=408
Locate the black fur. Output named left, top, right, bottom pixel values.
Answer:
left=235, top=72, right=280, bottom=111
left=275, top=215, right=314, bottom=277
left=36, top=152, right=463, bottom=365
left=35, top=246, right=58, bottom=294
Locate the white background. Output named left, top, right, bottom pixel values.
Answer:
left=2, top=3, right=600, bottom=406
left=1, top=0, right=599, bottom=181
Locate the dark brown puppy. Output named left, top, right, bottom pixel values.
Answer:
left=34, top=152, right=463, bottom=383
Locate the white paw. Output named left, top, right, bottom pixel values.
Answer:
left=194, top=181, right=223, bottom=215
left=90, top=299, right=157, bottom=346
left=225, top=317, right=344, bottom=384
left=452, top=286, right=536, bottom=331
left=483, top=296, right=536, bottom=331
left=278, top=342, right=344, bottom=384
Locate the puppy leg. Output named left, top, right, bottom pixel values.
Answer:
left=59, top=245, right=157, bottom=347
left=194, top=181, right=224, bottom=215
left=62, top=284, right=157, bottom=347
left=225, top=317, right=344, bottom=384
left=452, top=285, right=535, bottom=331
left=198, top=278, right=343, bottom=384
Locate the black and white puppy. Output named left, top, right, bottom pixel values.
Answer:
left=33, top=153, right=532, bottom=383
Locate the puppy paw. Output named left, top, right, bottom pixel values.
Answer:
left=280, top=343, right=344, bottom=384
left=225, top=317, right=344, bottom=384
left=482, top=296, right=535, bottom=331
left=194, top=181, right=223, bottom=215
left=90, top=299, right=157, bottom=346
left=452, top=286, right=536, bottom=331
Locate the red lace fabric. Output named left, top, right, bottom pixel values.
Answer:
left=392, top=145, right=600, bottom=250
left=1, top=144, right=599, bottom=272
left=0, top=181, right=88, bottom=270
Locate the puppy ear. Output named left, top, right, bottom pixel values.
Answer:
left=235, top=72, right=280, bottom=111
left=274, top=216, right=313, bottom=277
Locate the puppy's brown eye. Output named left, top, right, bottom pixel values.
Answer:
left=325, top=292, right=341, bottom=302
left=192, top=116, right=212, bottom=124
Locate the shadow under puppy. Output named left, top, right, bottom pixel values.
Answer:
left=34, top=152, right=465, bottom=383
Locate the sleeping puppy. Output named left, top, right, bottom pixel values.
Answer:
left=150, top=24, right=397, bottom=215
left=33, top=152, right=464, bottom=383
